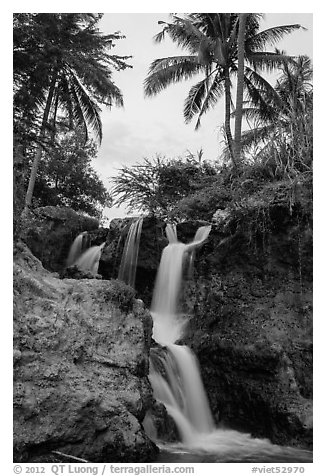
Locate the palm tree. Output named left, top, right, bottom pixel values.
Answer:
left=14, top=13, right=131, bottom=212
left=239, top=54, right=313, bottom=172
left=234, top=13, right=247, bottom=165
left=144, top=13, right=303, bottom=166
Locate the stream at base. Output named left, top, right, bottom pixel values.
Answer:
left=154, top=428, right=312, bottom=463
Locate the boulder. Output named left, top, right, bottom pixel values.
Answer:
left=13, top=242, right=158, bottom=462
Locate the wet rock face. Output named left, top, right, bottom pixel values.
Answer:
left=99, top=217, right=167, bottom=304
left=21, top=206, right=101, bottom=273
left=181, top=225, right=313, bottom=449
left=13, top=243, right=158, bottom=463
left=143, top=402, right=178, bottom=443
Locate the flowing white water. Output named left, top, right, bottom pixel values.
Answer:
left=151, top=225, right=211, bottom=345
left=74, top=242, right=105, bottom=275
left=165, top=224, right=178, bottom=243
left=148, top=225, right=215, bottom=445
left=118, top=217, right=143, bottom=288
left=145, top=223, right=312, bottom=462
left=184, top=226, right=211, bottom=279
left=150, top=242, right=187, bottom=344
left=66, top=232, right=88, bottom=267
left=156, top=429, right=312, bottom=463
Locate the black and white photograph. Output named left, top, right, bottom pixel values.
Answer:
left=12, top=5, right=315, bottom=474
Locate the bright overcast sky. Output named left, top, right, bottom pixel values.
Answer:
left=92, top=13, right=313, bottom=220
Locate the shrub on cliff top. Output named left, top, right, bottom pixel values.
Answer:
left=110, top=153, right=218, bottom=219
left=105, top=279, right=136, bottom=313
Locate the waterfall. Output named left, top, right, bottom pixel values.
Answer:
left=165, top=224, right=178, bottom=243
left=150, top=225, right=211, bottom=345
left=148, top=224, right=215, bottom=444
left=118, top=217, right=143, bottom=288
left=73, top=242, right=105, bottom=275
left=150, top=242, right=187, bottom=344
left=66, top=232, right=89, bottom=267
left=184, top=226, right=211, bottom=279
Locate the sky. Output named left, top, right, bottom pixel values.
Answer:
left=91, top=13, right=313, bottom=220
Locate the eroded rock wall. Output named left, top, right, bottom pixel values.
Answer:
left=180, top=218, right=313, bottom=449
left=13, top=243, right=158, bottom=462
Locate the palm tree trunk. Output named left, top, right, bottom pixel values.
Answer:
left=224, top=67, right=235, bottom=166
left=234, top=13, right=247, bottom=165
left=51, top=91, right=59, bottom=142
left=24, top=71, right=58, bottom=212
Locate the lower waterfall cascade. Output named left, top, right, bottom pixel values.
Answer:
left=142, top=224, right=312, bottom=462
left=146, top=225, right=215, bottom=444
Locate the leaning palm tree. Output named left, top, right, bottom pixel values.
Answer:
left=14, top=13, right=131, bottom=212
left=144, top=13, right=303, bottom=166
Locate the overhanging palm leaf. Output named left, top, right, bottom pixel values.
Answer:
left=243, top=66, right=283, bottom=121
left=154, top=16, right=209, bottom=54
left=67, top=55, right=124, bottom=107
left=243, top=76, right=276, bottom=123
left=247, top=51, right=297, bottom=73
left=195, top=75, right=225, bottom=129
left=183, top=77, right=210, bottom=125
left=65, top=66, right=103, bottom=143
left=184, top=73, right=225, bottom=129
left=144, top=56, right=203, bottom=96
left=246, top=24, right=304, bottom=51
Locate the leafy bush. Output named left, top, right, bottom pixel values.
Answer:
left=110, top=153, right=218, bottom=219
left=105, top=279, right=136, bottom=313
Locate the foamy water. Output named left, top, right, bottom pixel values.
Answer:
left=156, top=429, right=312, bottom=463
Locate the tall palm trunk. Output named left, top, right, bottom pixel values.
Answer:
left=24, top=70, right=58, bottom=212
left=234, top=13, right=247, bottom=165
left=224, top=66, right=235, bottom=166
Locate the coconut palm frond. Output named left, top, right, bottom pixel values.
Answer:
left=183, top=78, right=209, bottom=125
left=247, top=51, right=296, bottom=73
left=245, top=66, right=283, bottom=109
left=241, top=124, right=276, bottom=149
left=243, top=74, right=278, bottom=123
left=66, top=67, right=103, bottom=143
left=247, top=24, right=304, bottom=51
left=156, top=19, right=205, bottom=54
left=194, top=75, right=225, bottom=129
left=144, top=56, right=203, bottom=97
left=68, top=56, right=123, bottom=108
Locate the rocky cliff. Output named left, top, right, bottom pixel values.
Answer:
left=100, top=211, right=313, bottom=450
left=179, top=213, right=313, bottom=449
left=13, top=242, right=158, bottom=462
left=21, top=206, right=101, bottom=273
left=16, top=203, right=313, bottom=451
